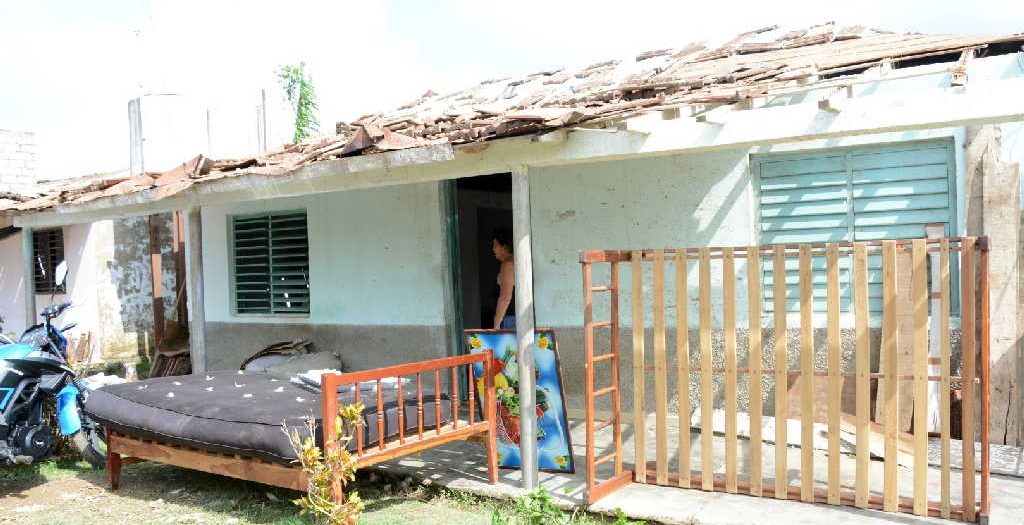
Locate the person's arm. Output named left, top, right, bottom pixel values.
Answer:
left=493, top=261, right=515, bottom=328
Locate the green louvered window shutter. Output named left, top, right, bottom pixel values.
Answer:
left=754, top=140, right=956, bottom=314
left=231, top=210, right=310, bottom=314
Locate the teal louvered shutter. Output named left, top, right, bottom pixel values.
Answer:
left=755, top=140, right=955, bottom=314
left=269, top=211, right=310, bottom=313
left=232, top=210, right=310, bottom=314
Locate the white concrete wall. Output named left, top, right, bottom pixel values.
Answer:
left=0, top=220, right=173, bottom=360
left=201, top=182, right=448, bottom=326
left=530, top=127, right=966, bottom=329
left=0, top=225, right=99, bottom=347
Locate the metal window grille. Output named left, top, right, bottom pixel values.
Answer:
left=32, top=229, right=65, bottom=294
left=231, top=210, right=310, bottom=314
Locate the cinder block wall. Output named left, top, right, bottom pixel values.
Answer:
left=0, top=129, right=36, bottom=192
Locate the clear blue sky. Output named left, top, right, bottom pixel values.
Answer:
left=1, top=0, right=1020, bottom=179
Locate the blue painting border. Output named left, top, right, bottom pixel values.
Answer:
left=464, top=329, right=575, bottom=474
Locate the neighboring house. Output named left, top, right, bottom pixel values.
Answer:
left=2, top=23, right=1023, bottom=445
left=0, top=169, right=180, bottom=362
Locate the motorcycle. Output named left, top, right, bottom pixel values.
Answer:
left=0, top=261, right=106, bottom=468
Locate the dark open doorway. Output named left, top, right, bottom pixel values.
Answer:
left=455, top=173, right=512, bottom=331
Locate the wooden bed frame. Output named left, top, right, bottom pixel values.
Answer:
left=106, top=352, right=499, bottom=496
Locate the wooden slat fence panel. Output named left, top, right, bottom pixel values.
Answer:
left=581, top=238, right=990, bottom=523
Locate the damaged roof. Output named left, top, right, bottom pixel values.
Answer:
left=4, top=22, right=1023, bottom=215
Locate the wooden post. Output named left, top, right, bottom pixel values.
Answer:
left=184, top=207, right=206, bottom=374
left=149, top=215, right=165, bottom=347
left=511, top=166, right=538, bottom=489
left=979, top=238, right=991, bottom=521
left=21, top=227, right=35, bottom=331
left=961, top=237, right=976, bottom=522
left=172, top=211, right=188, bottom=326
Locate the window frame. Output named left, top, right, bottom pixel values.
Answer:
left=32, top=228, right=66, bottom=295
left=228, top=209, right=311, bottom=317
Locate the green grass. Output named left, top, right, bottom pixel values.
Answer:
left=0, top=457, right=634, bottom=525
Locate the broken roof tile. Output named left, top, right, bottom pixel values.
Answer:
left=4, top=22, right=1022, bottom=216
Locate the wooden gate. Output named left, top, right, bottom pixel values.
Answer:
left=582, top=238, right=991, bottom=522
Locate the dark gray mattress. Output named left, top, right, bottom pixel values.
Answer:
left=85, top=371, right=451, bottom=464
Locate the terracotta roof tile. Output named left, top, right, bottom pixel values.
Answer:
left=4, top=23, right=1022, bottom=215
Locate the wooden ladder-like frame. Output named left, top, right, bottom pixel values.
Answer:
left=582, top=250, right=632, bottom=504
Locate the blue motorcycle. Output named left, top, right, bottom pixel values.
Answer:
left=0, top=262, right=106, bottom=467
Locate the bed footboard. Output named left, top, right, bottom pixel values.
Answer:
left=320, top=351, right=499, bottom=499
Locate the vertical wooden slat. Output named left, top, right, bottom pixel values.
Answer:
left=416, top=373, right=424, bottom=438
left=653, top=250, right=669, bottom=485
left=377, top=379, right=386, bottom=450
left=979, top=240, right=991, bottom=521
left=675, top=251, right=691, bottom=488
left=397, top=375, right=406, bottom=444
left=799, top=244, right=814, bottom=503
left=961, top=237, right=976, bottom=522
left=435, top=370, right=442, bottom=435
left=583, top=261, right=596, bottom=494
left=773, top=245, right=789, bottom=500
left=881, top=240, right=899, bottom=512
left=699, top=248, right=714, bottom=491
left=747, top=246, right=763, bottom=497
left=826, top=243, right=841, bottom=505
left=468, top=365, right=476, bottom=426
left=911, top=239, right=929, bottom=515
left=723, top=248, right=738, bottom=493
left=451, top=367, right=460, bottom=430
left=354, top=387, right=363, bottom=455
left=853, top=243, right=870, bottom=509
left=632, top=251, right=647, bottom=483
left=939, top=239, right=952, bottom=519
left=611, top=262, right=624, bottom=476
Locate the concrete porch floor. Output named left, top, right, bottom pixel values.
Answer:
left=372, top=419, right=1024, bottom=525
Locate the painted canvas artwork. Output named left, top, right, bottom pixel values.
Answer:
left=465, top=329, right=574, bottom=473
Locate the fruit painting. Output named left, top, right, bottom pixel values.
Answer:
left=464, top=329, right=574, bottom=474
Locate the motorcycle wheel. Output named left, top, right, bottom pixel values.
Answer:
left=70, top=426, right=106, bottom=469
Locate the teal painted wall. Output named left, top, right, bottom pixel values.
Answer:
left=530, top=129, right=968, bottom=329
left=202, top=182, right=447, bottom=326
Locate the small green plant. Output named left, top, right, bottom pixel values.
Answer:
left=490, top=487, right=644, bottom=525
left=611, top=508, right=645, bottom=525
left=284, top=403, right=365, bottom=525
left=276, top=61, right=319, bottom=142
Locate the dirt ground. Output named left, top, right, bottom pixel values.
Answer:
left=0, top=458, right=497, bottom=525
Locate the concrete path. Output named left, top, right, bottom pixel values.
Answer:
left=372, top=420, right=1024, bottom=524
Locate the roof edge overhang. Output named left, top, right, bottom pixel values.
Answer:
left=13, top=72, right=1024, bottom=229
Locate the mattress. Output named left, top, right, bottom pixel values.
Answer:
left=85, top=371, right=451, bottom=465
